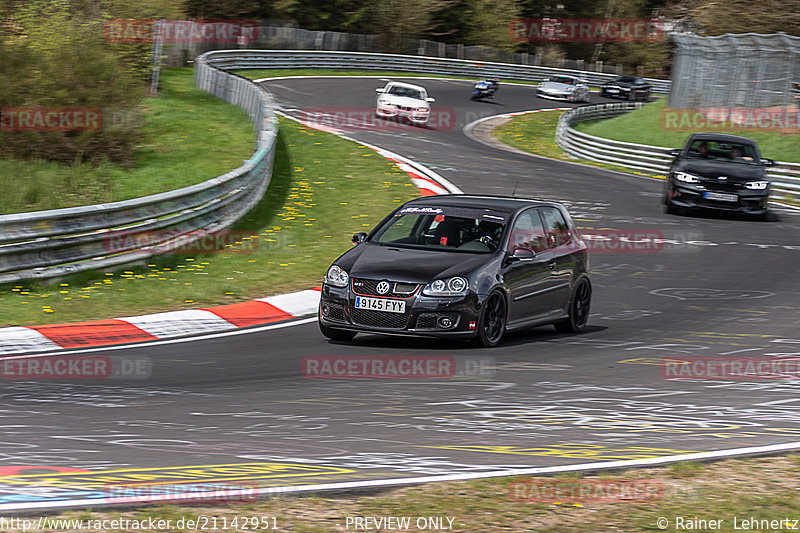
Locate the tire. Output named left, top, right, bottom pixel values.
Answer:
left=472, top=291, right=507, bottom=347
left=665, top=199, right=682, bottom=216
left=554, top=278, right=591, bottom=334
left=319, top=321, right=357, bottom=342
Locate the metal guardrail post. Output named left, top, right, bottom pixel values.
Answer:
left=0, top=53, right=278, bottom=284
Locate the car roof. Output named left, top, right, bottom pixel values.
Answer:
left=385, top=81, right=427, bottom=91
left=687, top=132, right=757, bottom=145
left=403, top=194, right=564, bottom=213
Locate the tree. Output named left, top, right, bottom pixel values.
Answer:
left=661, top=0, right=800, bottom=35
left=463, top=0, right=522, bottom=50
left=0, top=0, right=184, bottom=165
left=346, top=0, right=453, bottom=52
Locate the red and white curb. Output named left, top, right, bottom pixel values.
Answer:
left=0, top=121, right=458, bottom=355
left=0, top=289, right=324, bottom=354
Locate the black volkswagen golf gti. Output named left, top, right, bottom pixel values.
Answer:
left=319, top=195, right=591, bottom=347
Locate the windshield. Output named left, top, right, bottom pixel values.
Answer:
left=614, top=76, right=637, bottom=83
left=371, top=206, right=509, bottom=253
left=387, top=86, right=423, bottom=99
left=686, top=139, right=759, bottom=164
left=548, top=76, right=576, bottom=85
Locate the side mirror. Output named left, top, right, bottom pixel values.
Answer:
left=352, top=232, right=368, bottom=245
left=375, top=88, right=385, bottom=93
left=425, top=97, right=435, bottom=103
left=669, top=149, right=682, bottom=157
left=761, top=158, right=776, bottom=167
left=509, top=247, right=535, bottom=261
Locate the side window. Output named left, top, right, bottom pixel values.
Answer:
left=541, top=207, right=570, bottom=247
left=509, top=210, right=547, bottom=253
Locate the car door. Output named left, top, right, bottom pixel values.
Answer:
left=539, top=206, right=577, bottom=312
left=502, top=209, right=554, bottom=325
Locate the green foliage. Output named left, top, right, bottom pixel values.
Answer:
left=0, top=0, right=184, bottom=165
left=664, top=0, right=800, bottom=36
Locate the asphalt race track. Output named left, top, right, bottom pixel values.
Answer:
left=2, top=77, right=800, bottom=510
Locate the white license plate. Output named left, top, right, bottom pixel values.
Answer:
left=607, top=89, right=619, bottom=93
left=704, top=191, right=738, bottom=202
left=354, top=296, right=406, bottom=314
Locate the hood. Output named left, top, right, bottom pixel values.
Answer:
left=336, top=243, right=492, bottom=283
left=379, top=95, right=429, bottom=108
left=540, top=81, right=575, bottom=92
left=677, top=159, right=766, bottom=182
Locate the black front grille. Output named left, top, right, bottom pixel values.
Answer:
left=323, top=303, right=346, bottom=322
left=352, top=278, right=420, bottom=297
left=351, top=308, right=409, bottom=329
left=701, top=180, right=742, bottom=192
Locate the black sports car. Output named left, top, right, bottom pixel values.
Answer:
left=599, top=75, right=651, bottom=101
left=664, top=133, right=775, bottom=218
left=318, top=195, right=591, bottom=347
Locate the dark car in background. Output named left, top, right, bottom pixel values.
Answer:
left=600, top=75, right=651, bottom=101
left=319, top=195, right=591, bottom=347
left=664, top=133, right=775, bottom=219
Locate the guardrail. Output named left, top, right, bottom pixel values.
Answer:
left=201, top=49, right=672, bottom=94
left=0, top=55, right=277, bottom=285
left=556, top=102, right=800, bottom=196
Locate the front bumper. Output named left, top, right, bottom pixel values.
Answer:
left=536, top=89, right=577, bottom=101
left=319, top=283, right=480, bottom=339
left=667, top=182, right=769, bottom=214
left=375, top=105, right=429, bottom=124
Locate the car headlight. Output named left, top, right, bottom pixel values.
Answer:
left=745, top=180, right=769, bottom=190
left=422, top=277, right=469, bottom=297
left=325, top=265, right=349, bottom=288
left=674, top=171, right=701, bottom=183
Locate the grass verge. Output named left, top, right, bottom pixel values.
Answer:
left=26, top=454, right=800, bottom=532
left=493, top=108, right=800, bottom=206
left=0, top=117, right=417, bottom=326
left=575, top=98, right=800, bottom=163
left=0, top=68, right=254, bottom=214
left=492, top=110, right=660, bottom=178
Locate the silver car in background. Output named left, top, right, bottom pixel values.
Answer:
left=536, top=75, right=590, bottom=103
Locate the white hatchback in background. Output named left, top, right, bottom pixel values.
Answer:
left=375, top=81, right=435, bottom=125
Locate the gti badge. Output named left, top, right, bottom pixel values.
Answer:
left=376, top=281, right=391, bottom=295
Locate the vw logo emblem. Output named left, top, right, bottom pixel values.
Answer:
left=376, top=281, right=391, bottom=295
